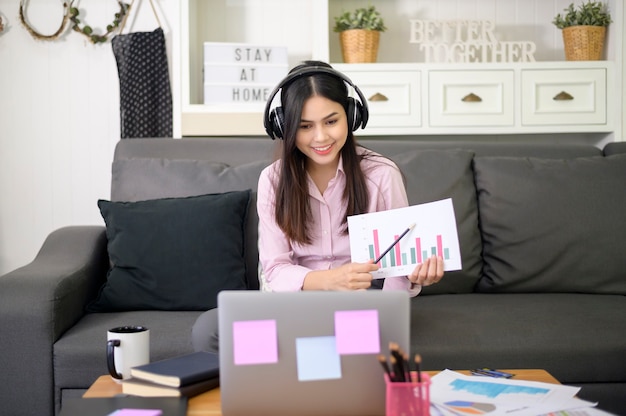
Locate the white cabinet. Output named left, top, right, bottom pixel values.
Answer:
left=333, top=62, right=612, bottom=135
left=338, top=66, right=421, bottom=129
left=521, top=68, right=607, bottom=126
left=428, top=70, right=515, bottom=127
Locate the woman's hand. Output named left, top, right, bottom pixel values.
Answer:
left=303, top=261, right=379, bottom=291
left=331, top=261, right=379, bottom=290
left=408, top=255, right=444, bottom=286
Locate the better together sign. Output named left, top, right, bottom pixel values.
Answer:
left=409, top=20, right=536, bottom=63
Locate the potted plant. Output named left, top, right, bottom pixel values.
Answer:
left=552, top=1, right=611, bottom=61
left=333, top=5, right=387, bottom=63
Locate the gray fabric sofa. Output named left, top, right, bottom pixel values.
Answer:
left=1, top=137, right=625, bottom=416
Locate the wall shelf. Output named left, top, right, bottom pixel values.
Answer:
left=179, top=0, right=622, bottom=140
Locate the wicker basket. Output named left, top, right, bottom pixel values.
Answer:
left=339, top=29, right=380, bottom=63
left=562, top=25, right=606, bottom=61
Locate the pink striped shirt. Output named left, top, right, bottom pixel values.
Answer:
left=257, top=147, right=421, bottom=296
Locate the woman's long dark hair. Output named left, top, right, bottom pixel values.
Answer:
left=274, top=61, right=369, bottom=245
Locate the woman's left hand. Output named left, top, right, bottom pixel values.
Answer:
left=408, top=255, right=444, bottom=286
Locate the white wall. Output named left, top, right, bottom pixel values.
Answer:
left=0, top=0, right=179, bottom=274
left=0, top=0, right=623, bottom=276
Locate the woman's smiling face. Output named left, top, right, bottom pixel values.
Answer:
left=295, top=94, right=348, bottom=173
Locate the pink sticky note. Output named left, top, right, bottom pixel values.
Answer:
left=334, top=309, right=380, bottom=355
left=233, top=319, right=278, bottom=365
left=108, top=409, right=162, bottom=416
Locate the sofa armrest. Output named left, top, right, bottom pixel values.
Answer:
left=603, top=141, right=626, bottom=156
left=0, top=225, right=108, bottom=416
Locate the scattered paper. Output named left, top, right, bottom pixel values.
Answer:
left=429, top=370, right=602, bottom=416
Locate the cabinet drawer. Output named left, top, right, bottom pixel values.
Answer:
left=428, top=70, right=514, bottom=127
left=339, top=70, right=421, bottom=128
left=521, top=69, right=606, bottom=126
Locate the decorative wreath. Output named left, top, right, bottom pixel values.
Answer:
left=19, top=0, right=130, bottom=43
left=19, top=0, right=72, bottom=41
left=70, top=1, right=130, bottom=44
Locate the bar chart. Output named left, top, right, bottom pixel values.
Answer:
left=348, top=198, right=462, bottom=279
left=370, top=230, right=451, bottom=268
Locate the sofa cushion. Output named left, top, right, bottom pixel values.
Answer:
left=54, top=310, right=201, bottom=399
left=391, top=149, right=482, bottom=294
left=111, top=158, right=269, bottom=202
left=88, top=190, right=250, bottom=312
left=409, top=293, right=626, bottom=384
left=474, top=154, right=626, bottom=294
left=111, top=157, right=270, bottom=291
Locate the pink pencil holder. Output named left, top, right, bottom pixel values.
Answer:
left=385, top=372, right=430, bottom=416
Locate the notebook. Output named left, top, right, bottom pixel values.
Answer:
left=58, top=396, right=186, bottom=416
left=218, top=290, right=410, bottom=416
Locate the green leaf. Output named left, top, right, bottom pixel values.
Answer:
left=552, top=1, right=611, bottom=28
left=333, top=5, right=386, bottom=32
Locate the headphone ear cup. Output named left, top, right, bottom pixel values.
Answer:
left=346, top=97, right=362, bottom=132
left=270, top=107, right=285, bottom=140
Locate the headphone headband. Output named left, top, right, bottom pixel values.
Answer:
left=263, top=65, right=369, bottom=139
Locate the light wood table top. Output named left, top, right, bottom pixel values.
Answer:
left=84, top=369, right=560, bottom=416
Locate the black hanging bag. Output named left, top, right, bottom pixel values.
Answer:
left=112, top=0, right=172, bottom=138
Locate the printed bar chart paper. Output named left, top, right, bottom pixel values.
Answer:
left=348, top=198, right=462, bottom=279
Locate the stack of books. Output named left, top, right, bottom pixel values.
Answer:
left=122, top=351, right=220, bottom=398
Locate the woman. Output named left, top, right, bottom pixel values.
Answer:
left=258, top=60, right=444, bottom=293
left=192, top=61, right=444, bottom=352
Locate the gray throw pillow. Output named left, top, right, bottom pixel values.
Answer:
left=391, top=149, right=481, bottom=294
left=474, top=154, right=626, bottom=294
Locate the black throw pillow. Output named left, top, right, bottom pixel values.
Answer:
left=88, top=190, right=250, bottom=312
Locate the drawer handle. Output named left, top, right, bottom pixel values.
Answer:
left=462, top=93, right=482, bottom=102
left=369, top=92, right=388, bottom=102
left=553, top=91, right=574, bottom=101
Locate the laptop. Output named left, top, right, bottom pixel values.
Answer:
left=218, top=290, right=410, bottom=416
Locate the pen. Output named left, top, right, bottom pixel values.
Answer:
left=389, top=354, right=404, bottom=382
left=377, top=354, right=392, bottom=380
left=389, top=342, right=406, bottom=382
left=414, top=354, right=422, bottom=383
left=374, top=223, right=416, bottom=264
left=402, top=352, right=411, bottom=383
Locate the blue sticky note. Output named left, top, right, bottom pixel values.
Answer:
left=295, top=336, right=342, bottom=382
left=232, top=319, right=278, bottom=365
left=334, top=309, right=380, bottom=355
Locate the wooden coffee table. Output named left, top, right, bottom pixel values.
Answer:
left=84, top=369, right=560, bottom=416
